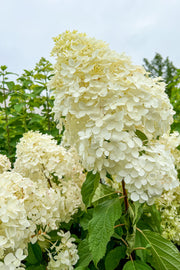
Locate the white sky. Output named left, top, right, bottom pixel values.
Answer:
left=1, top=0, right=180, bottom=75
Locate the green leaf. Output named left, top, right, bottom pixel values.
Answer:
left=123, top=260, right=152, bottom=270
left=80, top=209, right=94, bottom=231
left=105, top=246, right=126, bottom=270
left=77, top=239, right=92, bottom=268
left=48, top=230, right=62, bottom=242
left=92, top=183, right=117, bottom=205
left=135, top=129, right=148, bottom=145
left=75, top=267, right=89, bottom=270
left=88, top=198, right=122, bottom=265
left=139, top=230, right=180, bottom=270
left=14, top=103, right=26, bottom=112
left=134, top=229, right=150, bottom=262
left=6, top=81, right=15, bottom=91
left=26, top=242, right=42, bottom=265
left=137, top=204, right=161, bottom=233
left=81, top=171, right=100, bottom=207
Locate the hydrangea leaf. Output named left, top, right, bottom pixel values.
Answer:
left=88, top=197, right=122, bottom=265
left=80, top=208, right=94, bottom=231
left=123, top=260, right=153, bottom=270
left=139, top=229, right=180, bottom=270
left=76, top=238, right=92, bottom=268
left=105, top=246, right=126, bottom=270
left=137, top=204, right=161, bottom=233
left=92, top=183, right=117, bottom=206
left=134, top=229, right=151, bottom=263
left=26, top=242, right=42, bottom=265
left=81, top=171, right=100, bottom=207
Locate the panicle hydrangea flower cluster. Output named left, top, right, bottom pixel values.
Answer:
left=0, top=154, right=11, bottom=174
left=49, top=30, right=179, bottom=204
left=14, top=131, right=85, bottom=229
left=14, top=131, right=85, bottom=188
left=156, top=132, right=180, bottom=244
left=47, top=230, right=79, bottom=270
left=156, top=185, right=180, bottom=245
left=1, top=131, right=84, bottom=268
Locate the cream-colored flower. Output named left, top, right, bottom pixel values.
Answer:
left=0, top=249, right=26, bottom=270
left=0, top=172, right=34, bottom=257
left=49, top=30, right=177, bottom=203
left=0, top=154, right=11, bottom=174
left=47, top=230, right=79, bottom=270
left=14, top=131, right=85, bottom=188
left=14, top=131, right=85, bottom=233
left=159, top=131, right=180, bottom=170
left=156, top=185, right=180, bottom=245
left=121, top=142, right=178, bottom=204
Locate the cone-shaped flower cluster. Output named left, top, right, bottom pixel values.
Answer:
left=49, top=30, right=179, bottom=204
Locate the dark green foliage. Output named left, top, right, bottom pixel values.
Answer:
left=143, top=53, right=180, bottom=133
left=143, top=53, right=178, bottom=98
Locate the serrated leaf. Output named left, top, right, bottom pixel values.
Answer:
left=26, top=242, right=42, bottom=265
left=92, top=183, right=116, bottom=205
left=77, top=239, right=92, bottom=268
left=81, top=171, right=100, bottom=207
left=123, top=260, right=152, bottom=270
left=140, top=230, right=180, bottom=270
left=88, top=198, right=122, bottom=265
left=105, top=246, right=126, bottom=270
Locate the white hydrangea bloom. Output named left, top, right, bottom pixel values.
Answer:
left=0, top=172, right=35, bottom=258
left=49, top=30, right=177, bottom=203
left=156, top=185, right=180, bottom=245
left=25, top=182, right=83, bottom=239
left=14, top=131, right=85, bottom=188
left=14, top=131, right=85, bottom=233
left=0, top=249, right=26, bottom=270
left=122, top=142, right=178, bottom=204
left=159, top=131, right=180, bottom=170
left=47, top=230, right=79, bottom=270
left=0, top=154, right=11, bottom=174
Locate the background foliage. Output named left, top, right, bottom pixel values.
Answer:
left=0, top=58, right=61, bottom=162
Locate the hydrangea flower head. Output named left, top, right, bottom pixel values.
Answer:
left=14, top=131, right=85, bottom=229
left=49, top=30, right=178, bottom=204
left=156, top=185, right=180, bottom=245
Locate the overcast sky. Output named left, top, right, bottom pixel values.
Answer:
left=1, top=0, right=180, bottom=75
